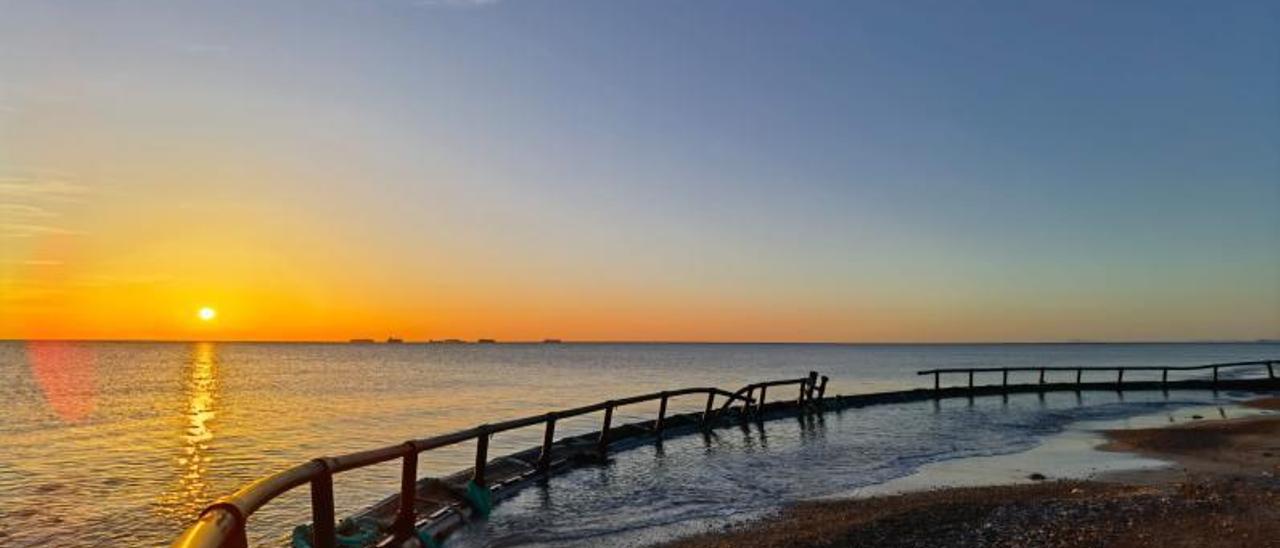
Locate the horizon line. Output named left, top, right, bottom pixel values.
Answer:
left=4, top=337, right=1278, bottom=345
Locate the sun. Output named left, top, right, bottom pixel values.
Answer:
left=198, top=307, right=217, bottom=322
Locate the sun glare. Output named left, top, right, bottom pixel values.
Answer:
left=198, top=307, right=217, bottom=322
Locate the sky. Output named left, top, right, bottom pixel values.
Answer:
left=1, top=0, right=1277, bottom=342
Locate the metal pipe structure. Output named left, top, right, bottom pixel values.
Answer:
left=921, top=360, right=1277, bottom=393
left=173, top=381, right=762, bottom=548
left=176, top=361, right=1278, bottom=548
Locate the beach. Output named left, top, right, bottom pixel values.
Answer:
left=663, top=397, right=1280, bottom=548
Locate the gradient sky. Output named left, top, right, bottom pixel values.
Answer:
left=1, top=0, right=1277, bottom=342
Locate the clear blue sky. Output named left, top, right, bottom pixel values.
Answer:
left=1, top=0, right=1277, bottom=341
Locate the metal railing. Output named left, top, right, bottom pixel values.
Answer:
left=918, top=359, right=1277, bottom=392
left=173, top=373, right=826, bottom=548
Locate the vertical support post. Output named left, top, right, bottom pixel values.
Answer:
left=703, top=392, right=715, bottom=424
left=218, top=512, right=248, bottom=548
left=807, top=371, right=819, bottom=399
left=310, top=459, right=336, bottom=548
left=1076, top=369, right=1082, bottom=385
left=1162, top=369, right=1168, bottom=385
left=597, top=403, right=614, bottom=455
left=757, top=385, right=768, bottom=416
left=1002, top=370, right=1008, bottom=389
left=1038, top=369, right=1045, bottom=385
left=538, top=414, right=556, bottom=473
left=656, top=393, right=669, bottom=432
left=396, top=444, right=418, bottom=539
left=799, top=381, right=808, bottom=403
left=1117, top=369, right=1124, bottom=388
left=817, top=376, right=828, bottom=399
left=1213, top=366, right=1219, bottom=385
left=231, top=523, right=249, bottom=548
left=967, top=370, right=974, bottom=389
left=933, top=372, right=940, bottom=393
left=473, top=428, right=490, bottom=486
left=1269, top=362, right=1275, bottom=379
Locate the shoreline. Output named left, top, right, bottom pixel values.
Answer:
left=661, top=396, right=1280, bottom=548
left=1094, top=396, right=1280, bottom=484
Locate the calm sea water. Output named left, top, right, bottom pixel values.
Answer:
left=1, top=341, right=1276, bottom=546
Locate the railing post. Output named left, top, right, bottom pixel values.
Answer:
left=309, top=458, right=336, bottom=548
left=967, top=370, right=974, bottom=389
left=817, top=376, right=828, bottom=399
left=933, top=371, right=940, bottom=393
left=1038, top=369, right=1045, bottom=385
left=1002, top=370, right=1008, bottom=389
left=757, top=385, right=768, bottom=416
left=230, top=519, right=248, bottom=548
left=807, top=371, right=819, bottom=399
left=1117, top=369, right=1124, bottom=387
left=538, top=414, right=557, bottom=473
left=1076, top=369, right=1082, bottom=385
left=656, top=393, right=669, bottom=433
left=703, top=392, right=715, bottom=424
left=1269, top=362, right=1275, bottom=380
left=744, top=386, right=755, bottom=416
left=1162, top=369, right=1168, bottom=385
left=473, top=427, right=490, bottom=486
left=1213, top=366, right=1219, bottom=386
left=396, top=443, right=418, bottom=540
left=227, top=514, right=248, bottom=548
left=597, top=403, right=614, bottom=455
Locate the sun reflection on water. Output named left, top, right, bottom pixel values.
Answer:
left=158, top=342, right=220, bottom=521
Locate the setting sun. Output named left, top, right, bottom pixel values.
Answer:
left=197, top=307, right=217, bottom=322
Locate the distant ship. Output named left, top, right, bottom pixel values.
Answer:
left=542, top=338, right=563, bottom=344
left=349, top=338, right=375, bottom=344
left=477, top=338, right=497, bottom=344
left=386, top=337, right=404, bottom=344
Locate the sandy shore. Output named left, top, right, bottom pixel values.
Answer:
left=661, top=397, right=1280, bottom=548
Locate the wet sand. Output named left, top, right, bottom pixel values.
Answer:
left=1100, top=397, right=1280, bottom=482
left=661, top=397, right=1280, bottom=548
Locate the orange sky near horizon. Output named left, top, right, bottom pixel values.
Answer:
left=4, top=223, right=1272, bottom=344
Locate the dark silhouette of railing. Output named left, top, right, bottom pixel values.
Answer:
left=173, top=373, right=827, bottom=548
left=918, top=359, right=1277, bottom=393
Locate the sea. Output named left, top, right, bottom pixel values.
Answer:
left=1, top=341, right=1276, bottom=546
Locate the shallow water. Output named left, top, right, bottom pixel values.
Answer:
left=449, top=391, right=1260, bottom=547
left=0, top=341, right=1275, bottom=546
